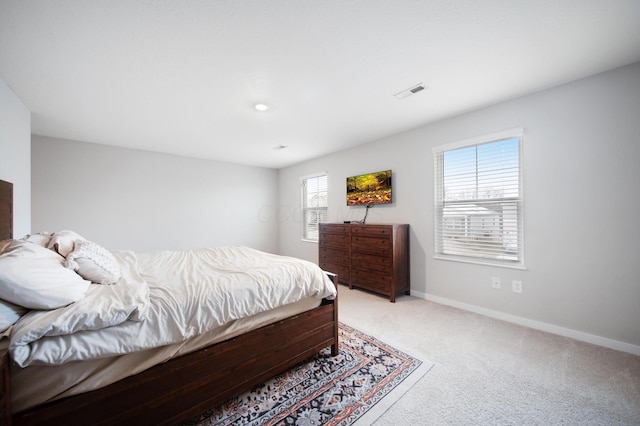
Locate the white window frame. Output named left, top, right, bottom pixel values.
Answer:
left=433, top=128, right=525, bottom=269
left=301, top=172, right=328, bottom=242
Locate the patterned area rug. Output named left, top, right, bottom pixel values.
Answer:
left=185, top=323, right=433, bottom=426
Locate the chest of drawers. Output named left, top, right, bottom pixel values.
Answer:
left=319, top=223, right=409, bottom=302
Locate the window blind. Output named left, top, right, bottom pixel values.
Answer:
left=302, top=174, right=328, bottom=241
left=433, top=129, right=524, bottom=267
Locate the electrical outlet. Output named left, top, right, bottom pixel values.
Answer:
left=512, top=280, right=523, bottom=293
left=492, top=277, right=501, bottom=289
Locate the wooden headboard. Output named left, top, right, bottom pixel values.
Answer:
left=0, top=179, right=12, bottom=239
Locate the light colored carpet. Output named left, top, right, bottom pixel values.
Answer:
left=185, top=323, right=433, bottom=425
left=337, top=285, right=640, bottom=425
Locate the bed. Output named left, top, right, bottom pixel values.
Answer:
left=0, top=179, right=339, bottom=425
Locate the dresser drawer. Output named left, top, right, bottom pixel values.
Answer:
left=351, top=269, right=391, bottom=292
left=319, top=224, right=349, bottom=235
left=319, top=262, right=350, bottom=282
left=351, top=236, right=391, bottom=256
left=351, top=252, right=393, bottom=274
left=319, top=233, right=349, bottom=250
left=319, top=247, right=349, bottom=266
left=350, top=225, right=392, bottom=237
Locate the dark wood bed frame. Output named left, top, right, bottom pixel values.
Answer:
left=0, top=179, right=339, bottom=425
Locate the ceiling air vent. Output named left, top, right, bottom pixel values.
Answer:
left=394, top=83, right=426, bottom=100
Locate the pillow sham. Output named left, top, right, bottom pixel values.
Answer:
left=47, top=230, right=86, bottom=257
left=20, top=231, right=52, bottom=247
left=0, top=240, right=91, bottom=309
left=0, top=299, right=27, bottom=333
left=65, top=239, right=122, bottom=285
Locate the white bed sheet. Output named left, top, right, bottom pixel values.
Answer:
left=10, top=245, right=336, bottom=367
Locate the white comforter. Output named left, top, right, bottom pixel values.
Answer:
left=10, top=246, right=336, bottom=367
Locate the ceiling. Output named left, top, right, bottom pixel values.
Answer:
left=1, top=1, right=639, bottom=169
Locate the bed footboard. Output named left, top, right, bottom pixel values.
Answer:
left=12, top=297, right=338, bottom=426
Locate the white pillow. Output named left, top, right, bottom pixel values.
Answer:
left=21, top=231, right=52, bottom=247
left=47, top=230, right=86, bottom=257
left=0, top=299, right=27, bottom=333
left=64, top=239, right=122, bottom=285
left=0, top=240, right=91, bottom=309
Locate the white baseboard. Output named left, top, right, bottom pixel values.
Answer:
left=411, top=290, right=640, bottom=356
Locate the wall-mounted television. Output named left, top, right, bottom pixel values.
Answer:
left=346, top=170, right=392, bottom=206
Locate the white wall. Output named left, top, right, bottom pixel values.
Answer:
left=32, top=136, right=279, bottom=253
left=278, top=62, right=640, bottom=352
left=0, top=77, right=31, bottom=237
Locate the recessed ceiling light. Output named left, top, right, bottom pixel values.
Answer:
left=254, top=103, right=269, bottom=111
left=273, top=145, right=288, bottom=150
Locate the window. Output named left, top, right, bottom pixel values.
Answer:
left=302, top=173, right=328, bottom=241
left=433, top=128, right=524, bottom=267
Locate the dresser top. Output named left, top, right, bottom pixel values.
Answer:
left=323, top=222, right=408, bottom=226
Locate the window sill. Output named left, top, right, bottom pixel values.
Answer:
left=434, top=255, right=527, bottom=270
